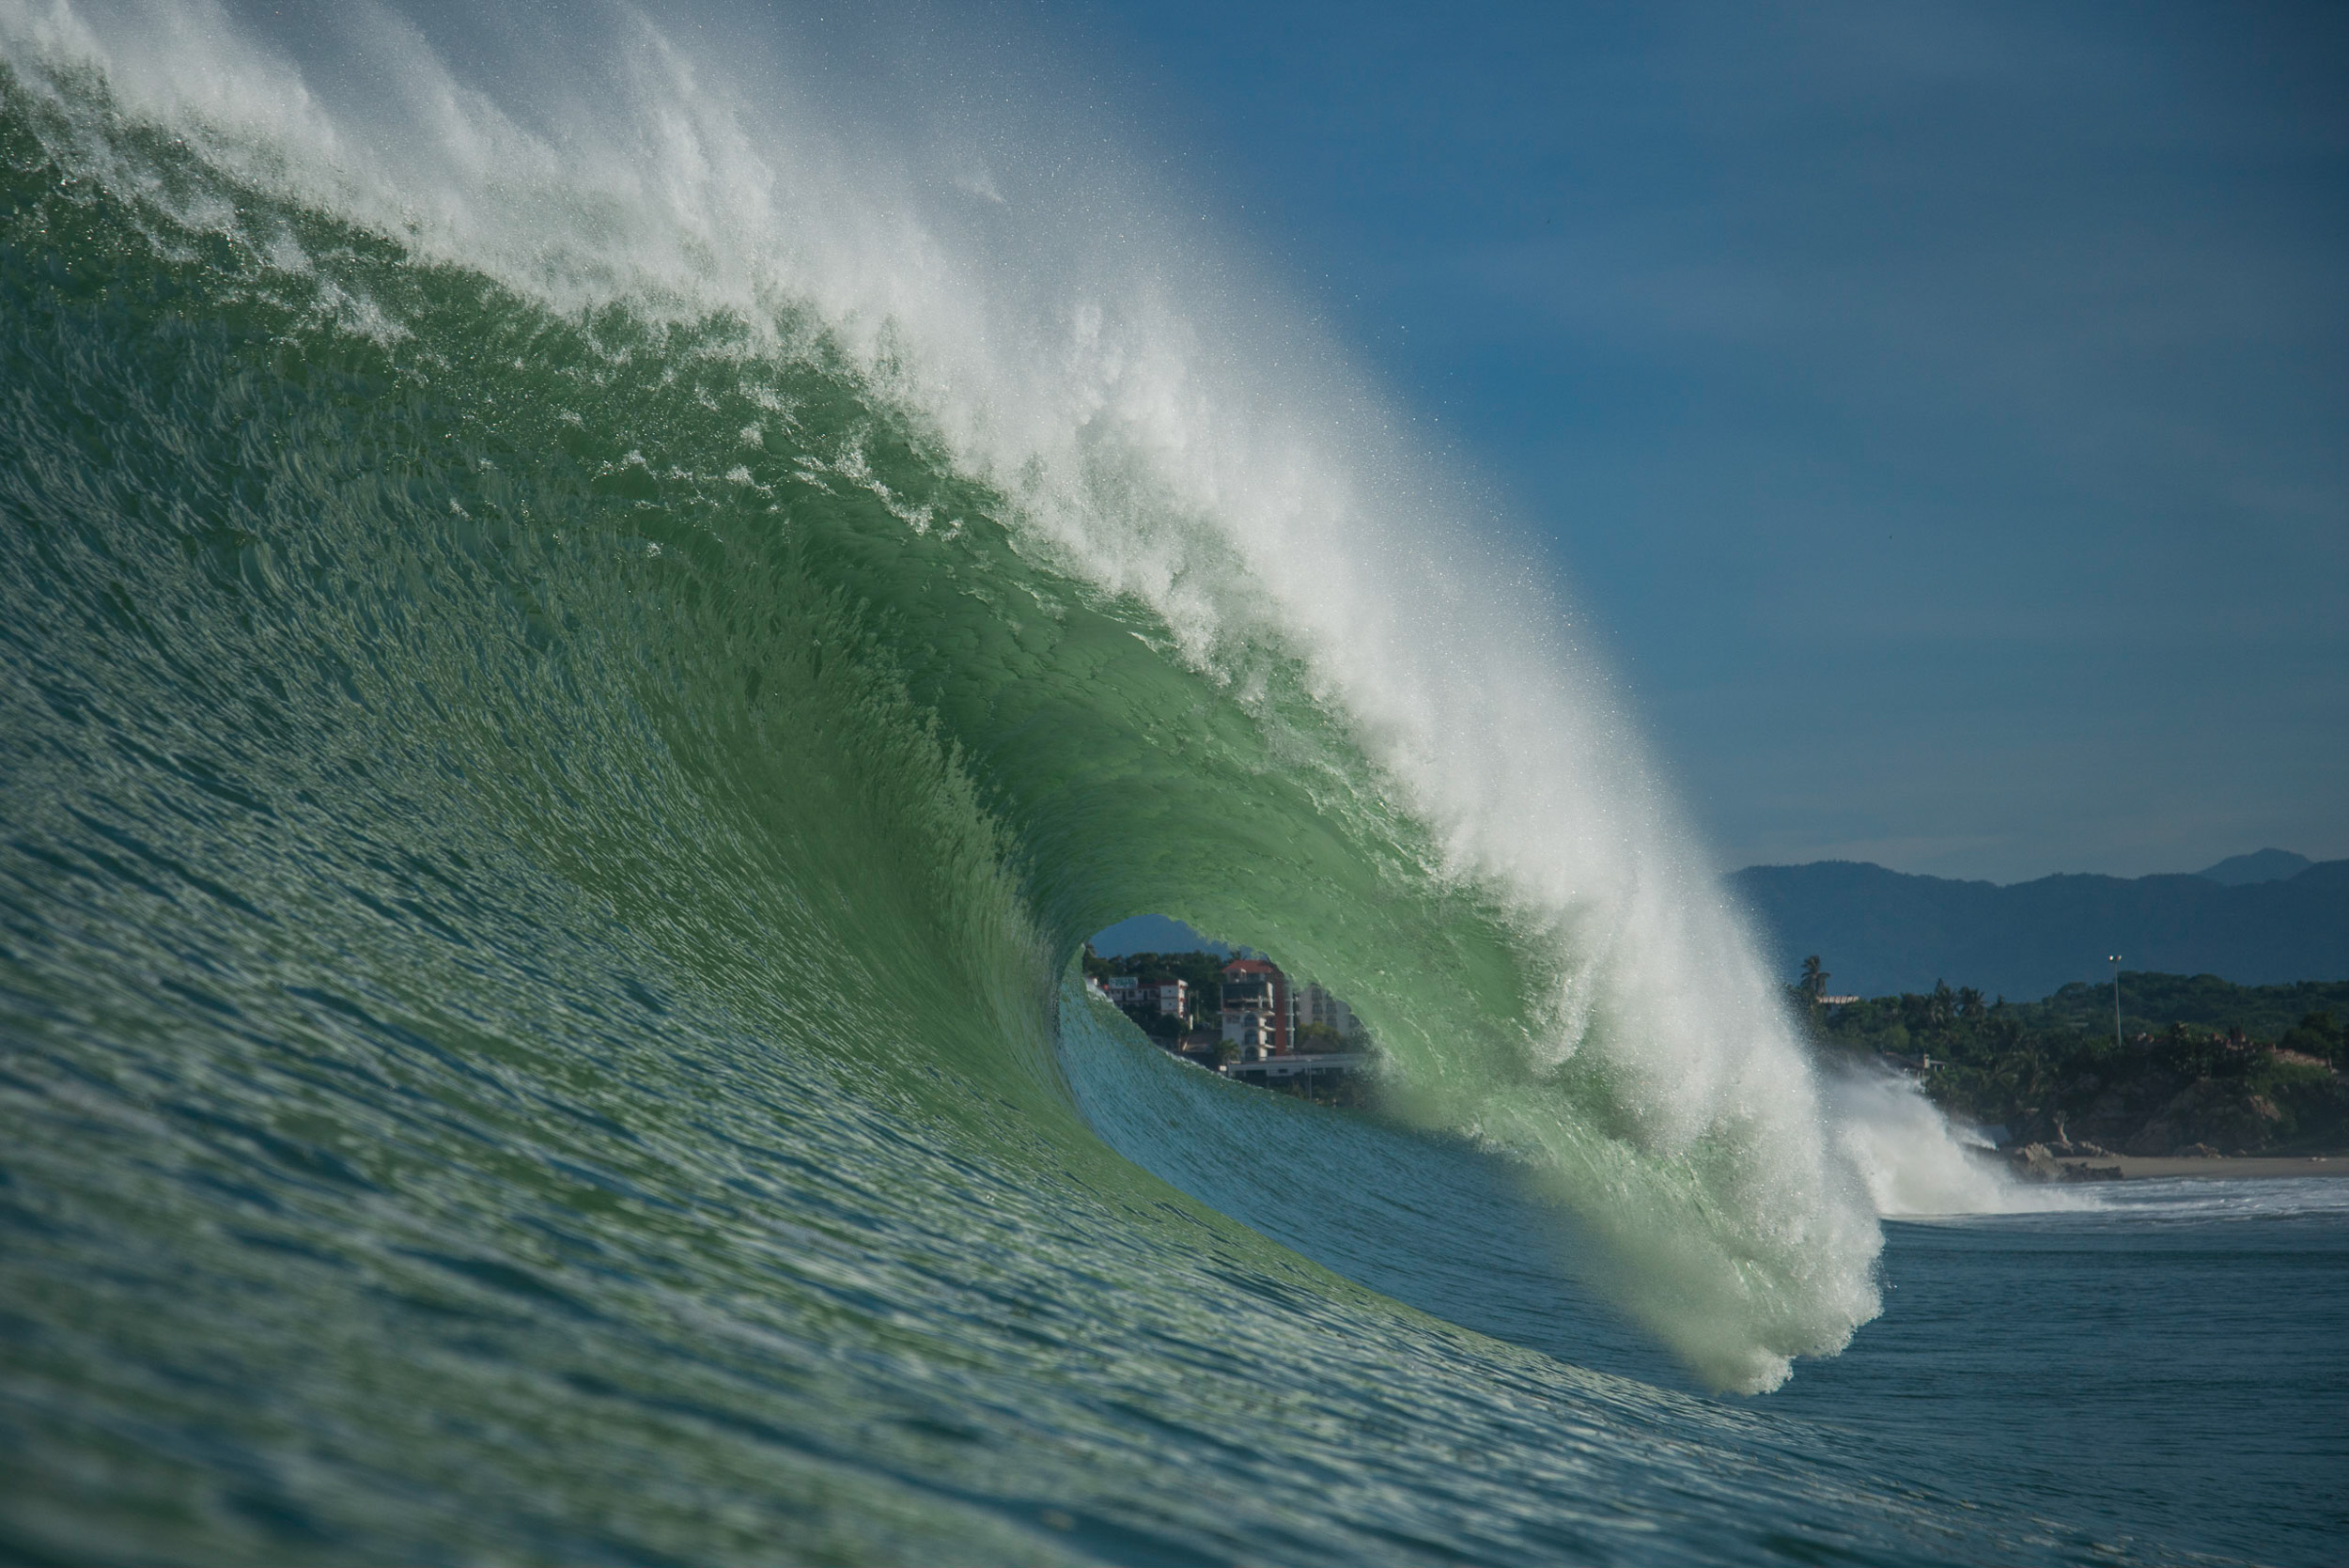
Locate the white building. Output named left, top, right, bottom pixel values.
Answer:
left=1221, top=1009, right=1277, bottom=1062
left=1103, top=974, right=1189, bottom=1024
left=1219, top=963, right=1283, bottom=1062
left=1288, top=982, right=1355, bottom=1040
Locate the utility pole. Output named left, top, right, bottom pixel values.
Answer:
left=2107, top=955, right=2123, bottom=1051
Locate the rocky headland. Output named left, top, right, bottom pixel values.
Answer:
left=1798, top=971, right=2349, bottom=1162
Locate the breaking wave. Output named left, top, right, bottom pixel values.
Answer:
left=0, top=5, right=2068, bottom=1561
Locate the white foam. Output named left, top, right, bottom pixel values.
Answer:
left=1827, top=1066, right=2078, bottom=1216
left=0, top=0, right=2018, bottom=1389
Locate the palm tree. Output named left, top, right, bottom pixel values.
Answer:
left=1799, top=955, right=1828, bottom=1002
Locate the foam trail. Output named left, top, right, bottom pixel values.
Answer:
left=0, top=0, right=2035, bottom=1389
left=1828, top=1068, right=2078, bottom=1217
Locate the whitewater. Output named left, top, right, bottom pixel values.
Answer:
left=6, top=5, right=2339, bottom=1565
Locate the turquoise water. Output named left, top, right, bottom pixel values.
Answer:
left=2, top=13, right=2342, bottom=1564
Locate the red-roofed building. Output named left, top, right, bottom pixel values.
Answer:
left=1221, top=957, right=1289, bottom=1057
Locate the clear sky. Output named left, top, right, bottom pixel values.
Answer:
left=1040, top=0, right=2347, bottom=883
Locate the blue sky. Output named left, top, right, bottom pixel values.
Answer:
left=1043, top=0, right=2347, bottom=883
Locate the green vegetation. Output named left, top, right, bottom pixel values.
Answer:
left=2009, top=973, right=2349, bottom=1043
left=1794, top=960, right=2349, bottom=1156
left=1081, top=945, right=1221, bottom=1039
left=1081, top=945, right=1227, bottom=998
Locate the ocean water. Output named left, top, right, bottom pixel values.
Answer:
left=1, top=8, right=2341, bottom=1564
left=1776, top=1182, right=2349, bottom=1566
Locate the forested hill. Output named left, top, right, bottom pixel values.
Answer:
left=1732, top=859, right=2349, bottom=1000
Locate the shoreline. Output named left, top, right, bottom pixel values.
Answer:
left=2049, top=1154, right=2346, bottom=1180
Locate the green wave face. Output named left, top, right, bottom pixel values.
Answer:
left=0, top=16, right=2029, bottom=1562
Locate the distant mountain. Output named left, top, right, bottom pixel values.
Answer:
left=2196, top=847, right=2312, bottom=886
left=1731, top=859, right=2349, bottom=1001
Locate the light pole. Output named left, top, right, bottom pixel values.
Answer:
left=2107, top=954, right=2123, bottom=1052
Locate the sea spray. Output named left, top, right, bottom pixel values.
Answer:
left=0, top=0, right=2020, bottom=1397
left=1828, top=1065, right=2085, bottom=1218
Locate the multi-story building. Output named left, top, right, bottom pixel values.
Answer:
left=1220, top=957, right=1288, bottom=1057
left=1100, top=975, right=1142, bottom=1007
left=1219, top=1009, right=1277, bottom=1062
left=1288, top=982, right=1355, bottom=1043
left=1148, top=979, right=1189, bottom=1023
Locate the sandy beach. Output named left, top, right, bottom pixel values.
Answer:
left=2052, top=1155, right=2347, bottom=1180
